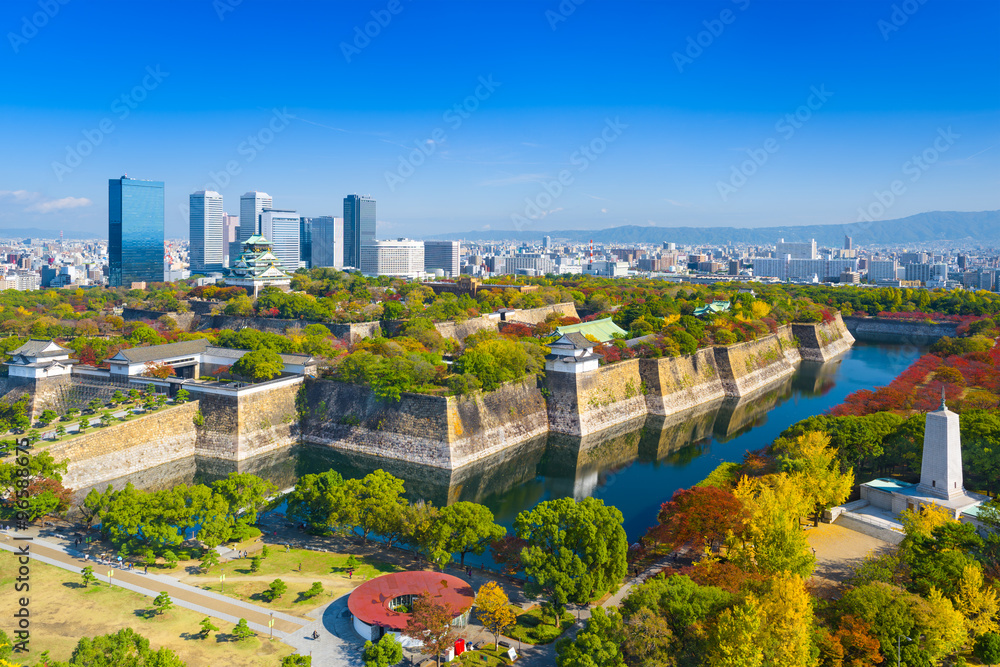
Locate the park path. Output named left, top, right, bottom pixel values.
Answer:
left=0, top=527, right=304, bottom=638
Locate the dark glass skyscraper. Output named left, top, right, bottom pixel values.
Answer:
left=343, top=194, right=375, bottom=269
left=109, top=176, right=164, bottom=287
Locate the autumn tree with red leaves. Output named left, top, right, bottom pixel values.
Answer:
left=403, top=594, right=456, bottom=667
left=646, top=486, right=747, bottom=553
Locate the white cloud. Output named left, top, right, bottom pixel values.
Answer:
left=601, top=208, right=608, bottom=213
left=26, top=197, right=92, bottom=213
left=0, top=190, right=40, bottom=203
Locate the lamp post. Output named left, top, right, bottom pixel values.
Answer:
left=269, top=613, right=274, bottom=639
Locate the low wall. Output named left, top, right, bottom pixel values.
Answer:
left=640, top=348, right=725, bottom=417
left=833, top=513, right=905, bottom=545
left=794, top=313, right=855, bottom=362
left=712, top=333, right=797, bottom=398
left=301, top=378, right=548, bottom=469
left=842, top=316, right=958, bottom=344
left=50, top=401, right=201, bottom=492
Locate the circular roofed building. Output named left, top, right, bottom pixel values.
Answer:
left=348, top=571, right=474, bottom=647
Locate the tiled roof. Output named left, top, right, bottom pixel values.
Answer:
left=112, top=339, right=211, bottom=364
left=10, top=339, right=71, bottom=357
left=551, top=332, right=594, bottom=349
left=554, top=317, right=627, bottom=343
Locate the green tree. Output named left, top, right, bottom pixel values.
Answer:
left=232, top=348, right=284, bottom=381
left=556, top=607, right=626, bottom=667
left=63, top=628, right=186, bottom=666
left=80, top=565, right=97, bottom=587
left=231, top=618, right=255, bottom=641
left=198, top=617, right=219, bottom=639
left=303, top=581, right=324, bottom=599
left=211, top=473, right=277, bottom=530
left=431, top=501, right=506, bottom=566
left=250, top=555, right=263, bottom=573
left=265, top=578, right=287, bottom=602
left=975, top=633, right=1000, bottom=665
left=200, top=549, right=219, bottom=573
left=174, top=388, right=190, bottom=403
left=706, top=595, right=764, bottom=667
left=152, top=591, right=173, bottom=616
left=362, top=633, right=403, bottom=667
left=37, top=409, right=58, bottom=426
left=515, top=497, right=628, bottom=622
left=281, top=656, right=312, bottom=667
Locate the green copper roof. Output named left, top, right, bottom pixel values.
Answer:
left=694, top=300, right=731, bottom=316
left=555, top=317, right=627, bottom=343
left=864, top=478, right=917, bottom=490
left=244, top=234, right=271, bottom=245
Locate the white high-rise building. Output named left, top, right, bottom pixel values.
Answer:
left=239, top=191, right=272, bottom=244
left=189, top=190, right=224, bottom=273
left=867, top=259, right=898, bottom=282
left=259, top=209, right=300, bottom=273
left=775, top=238, right=817, bottom=260
left=361, top=239, right=424, bottom=278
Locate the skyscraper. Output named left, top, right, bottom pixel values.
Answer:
left=424, top=240, right=460, bottom=277
left=109, top=175, right=164, bottom=287
left=239, top=191, right=272, bottom=244
left=311, top=216, right=344, bottom=269
left=259, top=209, right=301, bottom=272
left=343, top=194, right=376, bottom=269
left=189, top=190, right=224, bottom=273
left=299, top=217, right=313, bottom=269
left=222, top=214, right=240, bottom=266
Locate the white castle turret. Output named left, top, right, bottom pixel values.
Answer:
left=915, top=390, right=966, bottom=500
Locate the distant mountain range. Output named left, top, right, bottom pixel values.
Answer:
left=425, top=210, right=1000, bottom=246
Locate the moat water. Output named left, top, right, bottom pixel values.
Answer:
left=93, top=342, right=924, bottom=549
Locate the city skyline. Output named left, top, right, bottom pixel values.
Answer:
left=0, top=1, right=996, bottom=239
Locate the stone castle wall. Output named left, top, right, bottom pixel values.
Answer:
left=640, top=348, right=726, bottom=417
left=545, top=359, right=649, bottom=437
left=506, top=302, right=579, bottom=325
left=794, top=312, right=855, bottom=362
left=123, top=307, right=196, bottom=331
left=841, top=316, right=957, bottom=344
left=51, top=401, right=201, bottom=492
left=712, top=333, right=797, bottom=397
left=301, top=378, right=548, bottom=469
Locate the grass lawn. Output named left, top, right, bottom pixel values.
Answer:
left=451, top=645, right=514, bottom=666
left=0, top=551, right=294, bottom=667
left=175, top=547, right=401, bottom=616
left=504, top=606, right=575, bottom=645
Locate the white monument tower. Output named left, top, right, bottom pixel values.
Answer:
left=915, top=390, right=966, bottom=500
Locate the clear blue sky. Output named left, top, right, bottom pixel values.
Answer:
left=1, top=0, right=997, bottom=239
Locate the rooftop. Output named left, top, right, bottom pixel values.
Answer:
left=555, top=317, right=626, bottom=343
left=347, top=571, right=474, bottom=631
left=10, top=339, right=72, bottom=358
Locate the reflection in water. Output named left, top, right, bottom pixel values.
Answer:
left=79, top=343, right=922, bottom=541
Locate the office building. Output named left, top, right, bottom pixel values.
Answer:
left=543, top=235, right=551, bottom=249
left=360, top=239, right=424, bottom=278
left=259, top=209, right=301, bottom=273
left=844, top=235, right=853, bottom=250
left=753, top=256, right=858, bottom=282
left=299, top=217, right=313, bottom=269
left=239, top=191, right=272, bottom=244
left=310, top=216, right=344, bottom=269
left=424, top=241, right=460, bottom=277
left=905, top=263, right=933, bottom=284
left=775, top=238, right=817, bottom=260
left=189, top=190, right=224, bottom=273
left=344, top=194, right=376, bottom=269
left=109, top=175, right=164, bottom=287
left=222, top=214, right=239, bottom=265
left=867, top=259, right=899, bottom=282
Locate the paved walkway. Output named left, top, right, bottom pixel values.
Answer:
left=0, top=527, right=304, bottom=639
left=3, top=520, right=677, bottom=667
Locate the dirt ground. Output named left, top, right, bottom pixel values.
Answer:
left=805, top=523, right=894, bottom=597
left=0, top=551, right=294, bottom=667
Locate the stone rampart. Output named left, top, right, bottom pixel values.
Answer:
left=776, top=324, right=802, bottom=365
left=50, top=401, right=201, bottom=492
left=794, top=312, right=855, bottom=362
left=301, top=378, right=548, bottom=469
left=639, top=348, right=725, bottom=417
left=545, top=359, right=648, bottom=437
left=194, top=379, right=302, bottom=461
left=123, top=307, right=196, bottom=331
left=712, top=333, right=797, bottom=397
left=506, top=302, right=579, bottom=325
left=841, top=316, right=958, bottom=344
